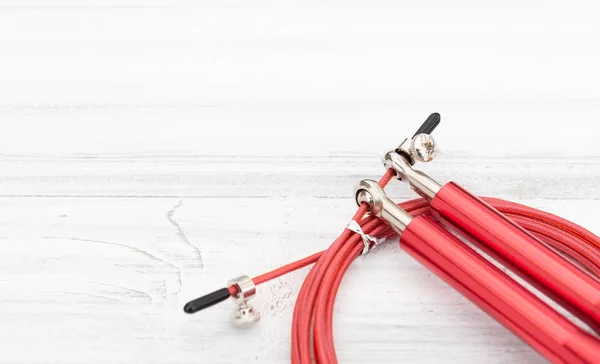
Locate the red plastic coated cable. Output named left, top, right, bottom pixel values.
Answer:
left=228, top=170, right=600, bottom=363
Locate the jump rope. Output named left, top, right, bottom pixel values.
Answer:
left=184, top=114, right=600, bottom=363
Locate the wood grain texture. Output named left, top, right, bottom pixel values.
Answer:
left=0, top=1, right=599, bottom=363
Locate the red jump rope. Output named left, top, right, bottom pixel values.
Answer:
left=184, top=114, right=600, bottom=363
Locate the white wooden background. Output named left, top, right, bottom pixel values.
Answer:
left=1, top=1, right=599, bottom=363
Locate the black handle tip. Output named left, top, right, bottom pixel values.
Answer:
left=413, top=113, right=441, bottom=137
left=183, top=287, right=231, bottom=314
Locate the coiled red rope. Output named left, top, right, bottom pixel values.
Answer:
left=229, top=169, right=600, bottom=363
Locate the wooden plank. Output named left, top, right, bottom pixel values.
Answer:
left=1, top=196, right=598, bottom=363
left=0, top=154, right=599, bottom=200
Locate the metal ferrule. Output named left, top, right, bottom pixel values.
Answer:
left=383, top=151, right=442, bottom=201
left=354, top=179, right=413, bottom=234
left=227, top=275, right=256, bottom=305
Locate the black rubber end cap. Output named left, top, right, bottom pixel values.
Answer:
left=413, top=113, right=441, bottom=137
left=184, top=287, right=231, bottom=314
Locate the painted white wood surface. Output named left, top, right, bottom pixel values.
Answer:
left=0, top=1, right=599, bottom=363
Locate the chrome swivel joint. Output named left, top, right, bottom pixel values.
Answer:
left=383, top=113, right=443, bottom=201
left=354, top=179, right=413, bottom=234
left=396, top=132, right=437, bottom=165
left=383, top=151, right=441, bottom=201
left=394, top=112, right=440, bottom=165
left=227, top=275, right=260, bottom=327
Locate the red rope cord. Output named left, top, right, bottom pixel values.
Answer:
left=229, top=170, right=600, bottom=362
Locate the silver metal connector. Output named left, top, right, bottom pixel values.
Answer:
left=354, top=179, right=413, bottom=234
left=227, top=275, right=260, bottom=327
left=384, top=151, right=442, bottom=201
left=410, top=133, right=436, bottom=163
left=395, top=133, right=437, bottom=165
left=230, top=302, right=260, bottom=327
